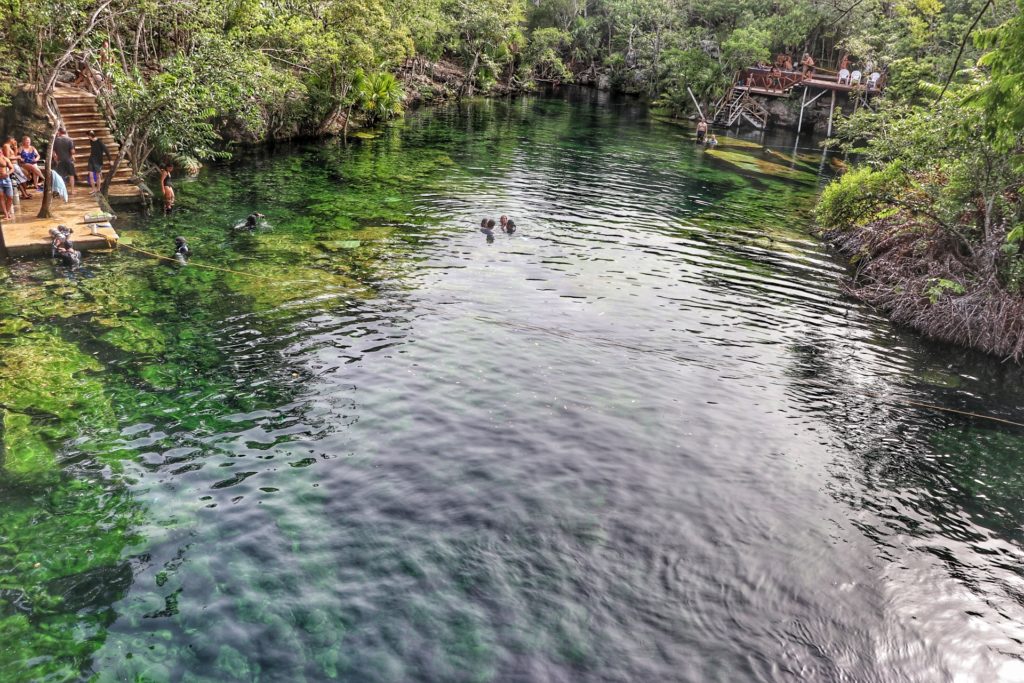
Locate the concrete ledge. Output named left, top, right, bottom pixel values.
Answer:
left=1, top=192, right=119, bottom=258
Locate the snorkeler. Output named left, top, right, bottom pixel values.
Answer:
left=244, top=212, right=265, bottom=230
left=173, top=236, right=191, bottom=264
left=49, top=227, right=81, bottom=268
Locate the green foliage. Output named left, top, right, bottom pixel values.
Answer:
left=925, top=277, right=966, bottom=303
left=816, top=164, right=908, bottom=231
left=970, top=0, right=1024, bottom=150
left=721, top=27, right=771, bottom=72
left=525, top=27, right=573, bottom=82
left=353, top=71, right=406, bottom=125
left=655, top=48, right=726, bottom=116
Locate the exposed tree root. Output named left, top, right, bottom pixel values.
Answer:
left=822, top=215, right=1024, bottom=361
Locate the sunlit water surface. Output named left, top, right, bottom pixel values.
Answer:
left=2, top=90, right=1024, bottom=682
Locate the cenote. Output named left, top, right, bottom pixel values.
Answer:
left=3, top=89, right=1024, bottom=682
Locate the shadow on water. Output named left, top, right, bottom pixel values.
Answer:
left=2, top=88, right=1024, bottom=681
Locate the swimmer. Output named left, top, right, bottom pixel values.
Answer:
left=481, top=218, right=496, bottom=243
left=499, top=215, right=508, bottom=230
left=48, top=228, right=64, bottom=259
left=244, top=212, right=265, bottom=230
left=706, top=134, right=718, bottom=146
left=173, top=236, right=191, bottom=264
left=49, top=228, right=81, bottom=267
left=503, top=219, right=516, bottom=234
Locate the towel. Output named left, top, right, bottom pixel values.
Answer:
left=50, top=170, right=68, bottom=202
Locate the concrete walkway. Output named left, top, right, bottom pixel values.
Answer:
left=0, top=190, right=118, bottom=257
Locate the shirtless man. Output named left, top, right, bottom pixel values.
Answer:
left=696, top=119, right=708, bottom=143
left=0, top=154, right=16, bottom=219
left=2, top=137, right=31, bottom=199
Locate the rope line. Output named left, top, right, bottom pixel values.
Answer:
left=107, top=237, right=317, bottom=284
left=898, top=399, right=1024, bottom=429
left=800, top=379, right=1024, bottom=429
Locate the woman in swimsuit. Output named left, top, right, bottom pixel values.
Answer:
left=160, top=162, right=175, bottom=212
left=19, top=137, right=44, bottom=187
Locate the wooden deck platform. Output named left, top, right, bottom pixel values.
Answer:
left=738, top=68, right=884, bottom=97
left=1, top=190, right=119, bottom=257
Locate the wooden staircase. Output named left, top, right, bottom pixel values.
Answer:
left=712, top=86, right=771, bottom=130
left=52, top=87, right=142, bottom=203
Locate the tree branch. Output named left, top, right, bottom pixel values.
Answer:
left=938, top=0, right=994, bottom=101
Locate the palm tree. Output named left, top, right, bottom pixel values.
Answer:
left=353, top=71, right=405, bottom=126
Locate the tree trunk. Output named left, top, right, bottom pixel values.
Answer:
left=101, top=125, right=134, bottom=197
left=462, top=50, right=481, bottom=98
left=37, top=125, right=58, bottom=219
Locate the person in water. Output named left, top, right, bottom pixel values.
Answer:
left=504, top=219, right=517, bottom=234
left=244, top=212, right=265, bottom=229
left=160, top=162, right=175, bottom=212
left=173, top=236, right=191, bottom=264
left=696, top=119, right=708, bottom=143
left=706, top=134, right=718, bottom=146
left=481, top=218, right=496, bottom=243
left=49, top=226, right=81, bottom=267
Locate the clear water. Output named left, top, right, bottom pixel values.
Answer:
left=2, top=89, right=1024, bottom=682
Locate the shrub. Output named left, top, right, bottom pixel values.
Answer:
left=816, top=163, right=908, bottom=231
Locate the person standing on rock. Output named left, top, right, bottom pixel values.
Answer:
left=52, top=127, right=76, bottom=196
left=86, top=130, right=109, bottom=194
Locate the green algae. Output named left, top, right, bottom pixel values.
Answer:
left=1, top=411, right=58, bottom=484
left=0, top=331, right=112, bottom=483
left=0, top=96, right=838, bottom=683
left=704, top=148, right=816, bottom=182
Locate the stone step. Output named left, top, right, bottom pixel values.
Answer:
left=55, top=104, right=99, bottom=115
left=67, top=134, right=117, bottom=145
left=62, top=118, right=106, bottom=127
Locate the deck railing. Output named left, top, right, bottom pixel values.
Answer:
left=738, top=68, right=804, bottom=93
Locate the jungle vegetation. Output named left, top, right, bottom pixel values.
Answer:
left=817, top=1, right=1024, bottom=358
left=0, top=0, right=1015, bottom=166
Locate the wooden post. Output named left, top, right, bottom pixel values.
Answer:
left=826, top=90, right=837, bottom=137
left=796, top=86, right=807, bottom=135
left=687, top=86, right=706, bottom=121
